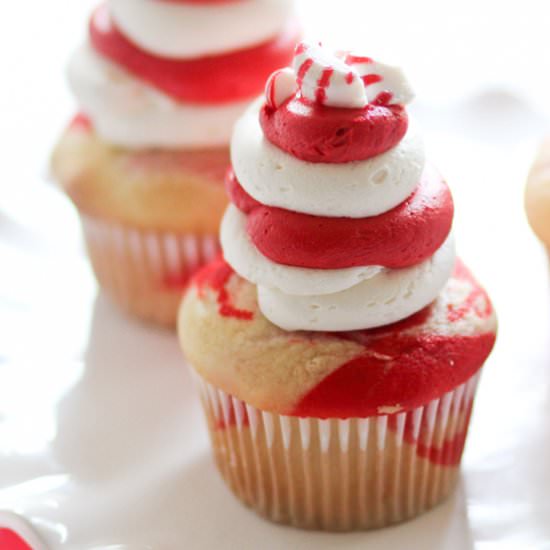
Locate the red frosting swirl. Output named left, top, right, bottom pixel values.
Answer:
left=260, top=96, right=408, bottom=163
left=226, top=166, right=454, bottom=270
left=89, top=4, right=299, bottom=104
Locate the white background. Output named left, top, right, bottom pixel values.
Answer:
left=0, top=1, right=550, bottom=548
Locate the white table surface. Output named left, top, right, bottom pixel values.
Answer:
left=1, top=1, right=550, bottom=548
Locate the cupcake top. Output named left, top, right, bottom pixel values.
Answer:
left=179, top=43, right=497, bottom=417
left=180, top=258, right=496, bottom=417
left=67, top=0, right=299, bottom=149
left=221, top=42, right=455, bottom=332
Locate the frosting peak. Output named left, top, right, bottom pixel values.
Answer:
left=265, top=41, right=415, bottom=111
left=294, top=42, right=367, bottom=108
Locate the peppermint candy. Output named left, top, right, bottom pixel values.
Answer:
left=264, top=41, right=415, bottom=109
left=345, top=53, right=415, bottom=106
left=293, top=42, right=367, bottom=109
left=265, top=68, right=298, bottom=109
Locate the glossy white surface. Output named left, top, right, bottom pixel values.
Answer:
left=1, top=0, right=550, bottom=548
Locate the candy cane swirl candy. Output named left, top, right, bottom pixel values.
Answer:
left=293, top=42, right=367, bottom=108
left=287, top=42, right=415, bottom=109
left=345, top=54, right=415, bottom=105
left=265, top=68, right=298, bottom=109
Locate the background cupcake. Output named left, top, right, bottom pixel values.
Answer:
left=526, top=138, right=550, bottom=256
left=179, top=43, right=497, bottom=530
left=51, top=0, right=299, bottom=327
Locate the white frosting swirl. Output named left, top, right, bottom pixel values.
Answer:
left=109, top=0, right=294, bottom=59
left=221, top=202, right=456, bottom=330
left=68, top=45, right=250, bottom=149
left=221, top=205, right=383, bottom=295
left=257, top=235, right=456, bottom=332
left=231, top=99, right=425, bottom=218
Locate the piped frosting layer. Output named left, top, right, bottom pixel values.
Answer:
left=221, top=42, right=457, bottom=331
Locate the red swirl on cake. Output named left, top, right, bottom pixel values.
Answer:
left=226, top=165, right=454, bottom=269
left=89, top=4, right=299, bottom=104
left=190, top=258, right=496, bottom=422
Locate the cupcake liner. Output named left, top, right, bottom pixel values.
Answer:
left=81, top=215, right=220, bottom=327
left=194, top=371, right=481, bottom=531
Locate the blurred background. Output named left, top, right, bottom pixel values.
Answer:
left=2, top=0, right=550, bottom=261
left=0, top=1, right=549, bottom=548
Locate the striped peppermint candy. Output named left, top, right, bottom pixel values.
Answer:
left=265, top=68, right=298, bottom=109
left=293, top=42, right=367, bottom=109
left=345, top=53, right=415, bottom=105
left=264, top=42, right=415, bottom=109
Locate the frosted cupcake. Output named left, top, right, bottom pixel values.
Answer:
left=179, top=43, right=497, bottom=530
left=51, top=0, right=298, bottom=327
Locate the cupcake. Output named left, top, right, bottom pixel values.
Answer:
left=51, top=0, right=299, bottom=327
left=526, top=138, right=550, bottom=254
left=178, top=43, right=497, bottom=530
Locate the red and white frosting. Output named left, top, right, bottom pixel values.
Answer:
left=67, top=0, right=298, bottom=148
left=221, top=42, right=457, bottom=331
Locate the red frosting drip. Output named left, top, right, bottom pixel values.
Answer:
left=194, top=256, right=254, bottom=320
left=226, top=167, right=454, bottom=269
left=89, top=5, right=299, bottom=104
left=0, top=529, right=32, bottom=550
left=260, top=96, right=408, bottom=163
left=292, top=263, right=496, bottom=418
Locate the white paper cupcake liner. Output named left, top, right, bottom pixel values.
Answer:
left=194, top=371, right=481, bottom=531
left=81, top=215, right=220, bottom=326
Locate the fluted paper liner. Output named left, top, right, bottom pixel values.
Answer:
left=194, top=372, right=480, bottom=531
left=82, top=215, right=220, bottom=327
